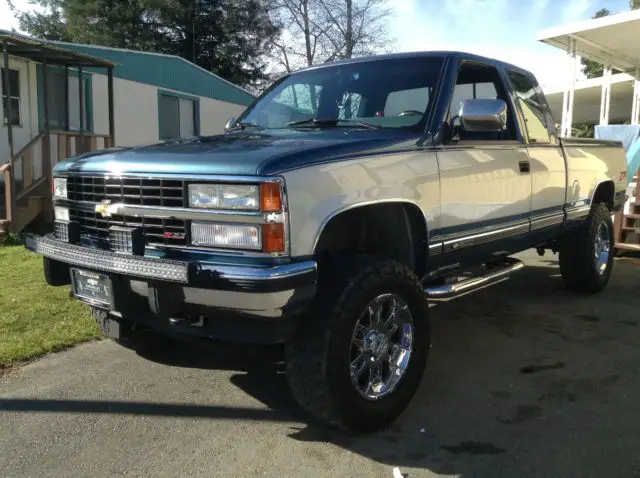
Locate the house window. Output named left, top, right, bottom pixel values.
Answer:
left=38, top=66, right=92, bottom=132
left=47, top=71, right=90, bottom=131
left=158, top=92, right=198, bottom=140
left=1, top=67, right=20, bottom=126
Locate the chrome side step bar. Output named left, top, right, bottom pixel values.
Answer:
left=425, top=257, right=524, bottom=300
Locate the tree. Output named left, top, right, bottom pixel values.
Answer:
left=580, top=8, right=610, bottom=78
left=9, top=0, right=280, bottom=90
left=632, top=0, right=640, bottom=9
left=267, top=0, right=394, bottom=75
left=319, top=0, right=393, bottom=62
left=7, top=0, right=71, bottom=41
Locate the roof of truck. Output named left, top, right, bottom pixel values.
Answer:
left=296, top=51, right=532, bottom=76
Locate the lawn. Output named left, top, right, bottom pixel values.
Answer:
left=0, top=245, right=100, bottom=366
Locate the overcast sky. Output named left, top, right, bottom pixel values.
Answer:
left=0, top=0, right=633, bottom=89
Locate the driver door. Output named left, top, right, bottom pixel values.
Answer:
left=434, top=60, right=532, bottom=258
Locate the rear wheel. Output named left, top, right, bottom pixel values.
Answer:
left=286, top=255, right=430, bottom=432
left=559, top=203, right=614, bottom=293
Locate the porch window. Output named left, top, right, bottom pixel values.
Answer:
left=37, top=65, right=92, bottom=132
left=46, top=70, right=90, bottom=131
left=1, top=67, right=20, bottom=126
left=158, top=92, right=198, bottom=140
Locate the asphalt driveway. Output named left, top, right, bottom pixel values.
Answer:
left=1, top=250, right=639, bottom=477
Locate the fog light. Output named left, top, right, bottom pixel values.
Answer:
left=54, top=206, right=69, bottom=222
left=54, top=220, right=80, bottom=243
left=54, top=221, right=69, bottom=242
left=109, top=226, right=145, bottom=255
left=191, top=222, right=261, bottom=250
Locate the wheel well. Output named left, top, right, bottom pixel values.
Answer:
left=592, top=181, right=614, bottom=210
left=314, top=203, right=428, bottom=277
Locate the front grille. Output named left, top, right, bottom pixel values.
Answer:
left=66, top=175, right=188, bottom=247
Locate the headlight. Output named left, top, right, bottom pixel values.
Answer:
left=188, top=184, right=259, bottom=210
left=53, top=178, right=67, bottom=199
left=191, top=222, right=262, bottom=250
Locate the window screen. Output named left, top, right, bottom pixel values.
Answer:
left=1, top=68, right=20, bottom=126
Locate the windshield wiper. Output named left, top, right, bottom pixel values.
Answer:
left=286, top=117, right=379, bottom=130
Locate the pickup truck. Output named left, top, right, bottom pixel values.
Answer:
left=25, top=51, right=629, bottom=432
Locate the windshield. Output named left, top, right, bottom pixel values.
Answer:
left=237, top=56, right=444, bottom=131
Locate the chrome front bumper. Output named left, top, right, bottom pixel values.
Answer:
left=25, top=233, right=318, bottom=323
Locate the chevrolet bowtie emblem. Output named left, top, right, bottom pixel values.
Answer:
left=95, top=200, right=119, bottom=218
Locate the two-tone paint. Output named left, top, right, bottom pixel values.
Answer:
left=50, top=51, right=628, bottom=277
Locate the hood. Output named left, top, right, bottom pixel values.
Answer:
left=53, top=129, right=425, bottom=177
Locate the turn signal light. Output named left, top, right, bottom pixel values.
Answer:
left=260, top=183, right=282, bottom=212
left=263, top=223, right=285, bottom=253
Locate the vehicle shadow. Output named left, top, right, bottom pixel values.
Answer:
left=25, top=256, right=634, bottom=477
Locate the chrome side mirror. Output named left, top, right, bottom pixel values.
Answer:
left=224, top=116, right=237, bottom=132
left=458, top=98, right=507, bottom=132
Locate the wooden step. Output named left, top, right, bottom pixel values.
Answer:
left=622, top=227, right=640, bottom=232
left=0, top=220, right=9, bottom=234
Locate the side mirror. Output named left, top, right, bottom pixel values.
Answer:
left=458, top=98, right=507, bottom=132
left=224, top=116, right=237, bottom=132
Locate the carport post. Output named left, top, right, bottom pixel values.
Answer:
left=599, top=64, right=612, bottom=125
left=632, top=66, right=640, bottom=125
left=561, top=37, right=577, bottom=137
left=3, top=40, right=16, bottom=225
left=107, top=67, right=115, bottom=148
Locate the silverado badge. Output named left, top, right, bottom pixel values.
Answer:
left=95, top=200, right=119, bottom=218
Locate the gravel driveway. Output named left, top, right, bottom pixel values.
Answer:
left=1, top=250, right=639, bottom=477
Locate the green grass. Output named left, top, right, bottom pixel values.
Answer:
left=0, top=245, right=101, bottom=366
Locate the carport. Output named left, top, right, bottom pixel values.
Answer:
left=537, top=9, right=640, bottom=137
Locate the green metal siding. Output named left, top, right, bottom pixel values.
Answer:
left=52, top=43, right=255, bottom=106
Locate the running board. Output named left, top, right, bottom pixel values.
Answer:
left=425, top=257, right=524, bottom=300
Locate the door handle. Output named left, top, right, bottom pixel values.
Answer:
left=519, top=160, right=530, bottom=173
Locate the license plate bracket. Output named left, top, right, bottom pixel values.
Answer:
left=71, top=268, right=112, bottom=309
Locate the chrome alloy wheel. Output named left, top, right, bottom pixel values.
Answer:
left=594, top=221, right=611, bottom=276
left=349, top=293, right=414, bottom=400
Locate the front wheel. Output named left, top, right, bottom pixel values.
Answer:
left=559, top=203, right=614, bottom=293
left=286, top=256, right=430, bottom=432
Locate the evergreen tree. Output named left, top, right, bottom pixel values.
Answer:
left=10, top=0, right=279, bottom=89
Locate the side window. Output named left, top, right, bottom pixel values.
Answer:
left=507, top=70, right=553, bottom=144
left=450, top=82, right=497, bottom=118
left=384, top=87, right=430, bottom=116
left=449, top=62, right=515, bottom=141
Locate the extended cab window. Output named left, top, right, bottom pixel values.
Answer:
left=507, top=70, right=554, bottom=144
left=448, top=62, right=517, bottom=141
left=239, top=57, right=444, bottom=130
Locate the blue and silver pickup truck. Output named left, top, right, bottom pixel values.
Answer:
left=26, top=51, right=628, bottom=432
